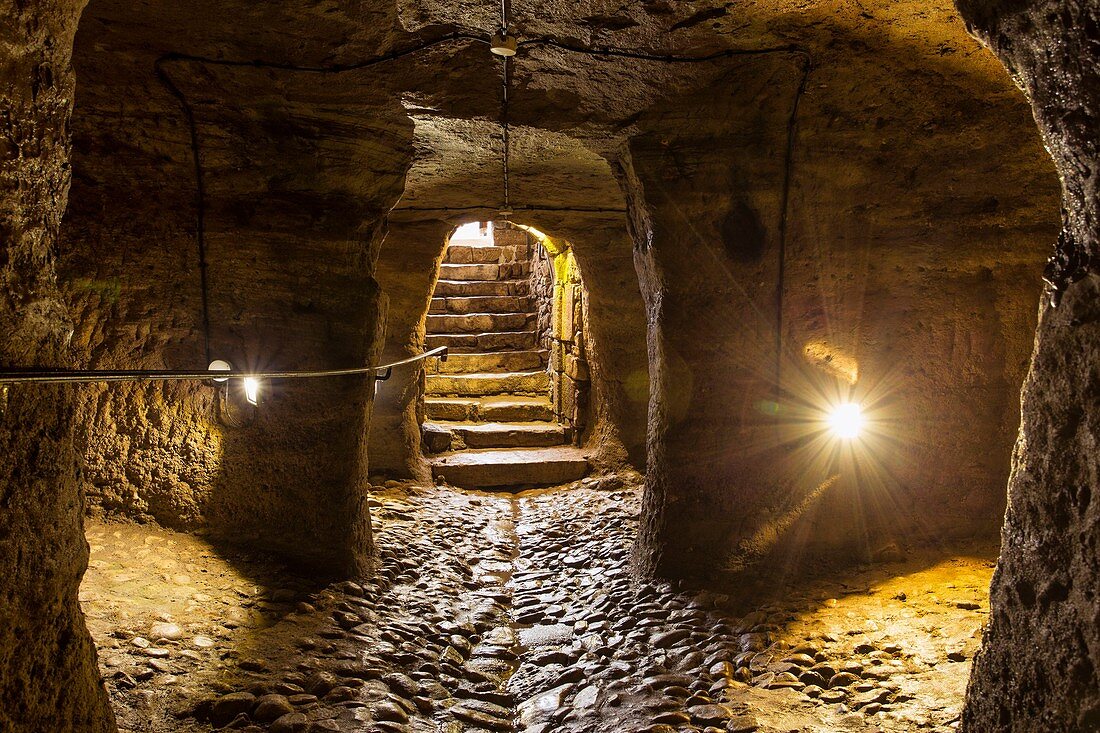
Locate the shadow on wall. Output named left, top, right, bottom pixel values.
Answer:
left=614, top=28, right=1060, bottom=581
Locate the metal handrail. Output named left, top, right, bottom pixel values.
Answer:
left=0, top=346, right=448, bottom=384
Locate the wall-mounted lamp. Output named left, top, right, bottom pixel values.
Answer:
left=207, top=359, right=232, bottom=383
left=243, top=377, right=260, bottom=406
left=209, top=359, right=259, bottom=407
left=827, top=402, right=864, bottom=440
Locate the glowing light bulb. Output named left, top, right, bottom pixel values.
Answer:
left=243, top=377, right=260, bottom=406
left=827, top=402, right=863, bottom=440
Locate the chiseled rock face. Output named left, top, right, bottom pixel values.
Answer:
left=62, top=0, right=1059, bottom=580
left=63, top=2, right=421, bottom=574
left=955, top=0, right=1100, bottom=729
left=0, top=0, right=116, bottom=730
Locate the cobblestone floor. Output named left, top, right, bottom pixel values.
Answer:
left=81, top=478, right=994, bottom=733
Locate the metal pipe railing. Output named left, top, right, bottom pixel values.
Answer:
left=0, top=346, right=448, bottom=385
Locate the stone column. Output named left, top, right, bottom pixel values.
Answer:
left=535, top=218, right=650, bottom=472
left=619, top=116, right=792, bottom=578
left=0, top=1, right=117, bottom=730
left=955, top=0, right=1100, bottom=729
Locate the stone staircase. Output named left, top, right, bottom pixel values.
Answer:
left=423, top=228, right=588, bottom=489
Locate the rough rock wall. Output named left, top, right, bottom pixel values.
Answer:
left=530, top=232, right=555, bottom=349
left=527, top=230, right=594, bottom=442
left=62, top=13, right=416, bottom=575
left=525, top=217, right=650, bottom=471
left=619, top=60, right=796, bottom=576
left=56, top=0, right=1061, bottom=586
left=956, top=1, right=1100, bottom=729
left=369, top=216, right=451, bottom=480
left=617, top=38, right=1058, bottom=578
left=0, top=1, right=116, bottom=729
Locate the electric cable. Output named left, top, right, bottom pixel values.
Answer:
left=153, top=33, right=491, bottom=365
left=0, top=347, right=448, bottom=385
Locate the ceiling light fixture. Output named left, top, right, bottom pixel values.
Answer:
left=490, top=33, right=517, bottom=57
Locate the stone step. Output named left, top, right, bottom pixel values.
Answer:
left=426, top=396, right=555, bottom=422
left=444, top=243, right=530, bottom=265
left=430, top=447, right=590, bottom=489
left=440, top=262, right=498, bottom=281
left=426, top=312, right=535, bottom=334
left=429, top=350, right=548, bottom=375
left=433, top=279, right=529, bottom=298
left=425, top=371, right=549, bottom=397
left=444, top=244, right=506, bottom=264
left=429, top=295, right=533, bottom=315
left=426, top=330, right=538, bottom=352
left=439, top=262, right=530, bottom=281
left=422, top=421, right=568, bottom=452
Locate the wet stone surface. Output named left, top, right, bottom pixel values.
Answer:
left=81, top=481, right=992, bottom=732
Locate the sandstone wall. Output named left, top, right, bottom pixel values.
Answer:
left=369, top=216, right=451, bottom=480
left=0, top=0, right=116, bottom=729
left=956, top=0, right=1100, bottom=729
left=56, top=0, right=1061, bottom=585
left=531, top=217, right=651, bottom=471
left=61, top=13, right=415, bottom=575
left=615, top=39, right=1058, bottom=578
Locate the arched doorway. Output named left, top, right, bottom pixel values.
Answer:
left=423, top=221, right=591, bottom=489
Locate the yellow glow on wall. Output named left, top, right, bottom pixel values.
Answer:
left=513, top=223, right=582, bottom=339
left=803, top=341, right=859, bottom=384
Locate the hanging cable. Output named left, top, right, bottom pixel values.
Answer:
left=497, top=0, right=512, bottom=214
left=501, top=55, right=511, bottom=213
left=153, top=62, right=211, bottom=367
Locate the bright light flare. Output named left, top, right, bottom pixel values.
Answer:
left=827, top=402, right=864, bottom=440
left=243, top=377, right=260, bottom=406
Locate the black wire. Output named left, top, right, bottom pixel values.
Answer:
left=502, top=56, right=511, bottom=211
left=158, top=33, right=490, bottom=74
left=154, top=59, right=211, bottom=367
left=776, top=58, right=812, bottom=400
left=518, top=36, right=810, bottom=64
left=393, top=205, right=627, bottom=213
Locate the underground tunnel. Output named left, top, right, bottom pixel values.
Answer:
left=1, top=0, right=1098, bottom=731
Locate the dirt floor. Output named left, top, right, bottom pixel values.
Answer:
left=80, top=479, right=995, bottom=733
